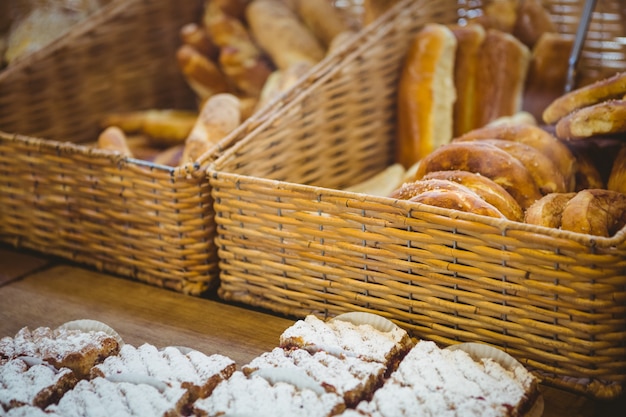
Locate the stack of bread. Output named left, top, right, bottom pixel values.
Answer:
left=380, top=1, right=626, bottom=238
left=92, top=0, right=358, bottom=168
left=0, top=314, right=542, bottom=417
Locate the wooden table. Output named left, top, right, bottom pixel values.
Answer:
left=0, top=245, right=623, bottom=416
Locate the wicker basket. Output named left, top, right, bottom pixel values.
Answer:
left=0, top=0, right=357, bottom=295
left=209, top=0, right=626, bottom=399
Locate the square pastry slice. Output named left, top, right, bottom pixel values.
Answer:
left=45, top=376, right=189, bottom=417
left=0, top=326, right=120, bottom=379
left=279, top=314, right=412, bottom=370
left=90, top=343, right=236, bottom=401
left=353, top=340, right=542, bottom=417
left=243, top=347, right=385, bottom=407
left=0, top=358, right=77, bottom=412
left=192, top=370, right=345, bottom=417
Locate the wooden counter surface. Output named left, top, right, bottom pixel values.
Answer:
left=0, top=245, right=623, bottom=416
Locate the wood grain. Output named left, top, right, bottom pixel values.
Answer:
left=0, top=263, right=293, bottom=366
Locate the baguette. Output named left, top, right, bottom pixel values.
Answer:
left=396, top=23, right=457, bottom=168
left=246, top=0, right=325, bottom=70
left=180, top=94, right=242, bottom=165
left=293, top=0, right=350, bottom=48
left=176, top=44, right=231, bottom=101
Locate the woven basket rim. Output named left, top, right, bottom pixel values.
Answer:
left=207, top=169, right=626, bottom=247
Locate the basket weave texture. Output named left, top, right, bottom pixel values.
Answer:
left=209, top=0, right=626, bottom=399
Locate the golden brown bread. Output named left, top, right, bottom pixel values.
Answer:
left=413, top=141, right=542, bottom=210
left=176, top=44, right=231, bottom=101
left=512, top=0, right=556, bottom=48
left=203, top=1, right=273, bottom=97
left=523, top=32, right=573, bottom=121
left=180, top=93, right=242, bottom=165
left=100, top=110, right=198, bottom=147
left=555, top=99, right=626, bottom=140
left=97, top=126, right=133, bottom=157
left=396, top=23, right=457, bottom=168
left=524, top=192, right=576, bottom=228
left=454, top=138, right=567, bottom=195
left=450, top=24, right=486, bottom=137
left=608, top=144, right=626, bottom=194
left=390, top=178, right=506, bottom=218
left=420, top=170, right=523, bottom=221
left=408, top=188, right=506, bottom=219
left=246, top=0, right=325, bottom=70
left=180, top=22, right=219, bottom=61
left=455, top=123, right=577, bottom=192
left=560, top=189, right=626, bottom=237
left=543, top=72, right=626, bottom=124
left=474, top=28, right=531, bottom=128
left=467, top=0, right=518, bottom=33
left=292, top=0, right=350, bottom=48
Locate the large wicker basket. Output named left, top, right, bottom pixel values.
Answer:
left=209, top=0, right=626, bottom=399
left=0, top=0, right=358, bottom=294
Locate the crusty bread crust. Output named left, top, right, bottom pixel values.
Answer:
left=396, top=23, right=457, bottom=168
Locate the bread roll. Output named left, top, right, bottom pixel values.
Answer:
left=608, top=144, right=626, bottom=193
left=180, top=94, right=242, bottom=165
left=474, top=29, right=530, bottom=127
left=543, top=72, right=626, bottom=124
left=524, top=192, right=576, bottom=228
left=420, top=170, right=523, bottom=221
left=246, top=0, right=325, bottom=70
left=413, top=141, right=542, bottom=210
left=523, top=32, right=573, bottom=121
left=560, top=189, right=626, bottom=237
left=450, top=24, right=486, bottom=137
left=455, top=123, right=577, bottom=192
left=555, top=99, right=626, bottom=140
left=396, top=23, right=457, bottom=168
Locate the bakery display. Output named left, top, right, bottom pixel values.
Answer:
left=0, top=314, right=543, bottom=417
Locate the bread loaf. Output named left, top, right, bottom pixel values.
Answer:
left=396, top=23, right=457, bottom=168
left=473, top=29, right=530, bottom=127
left=176, top=44, right=231, bottom=101
left=524, top=192, right=576, bottom=229
left=450, top=24, right=486, bottom=137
